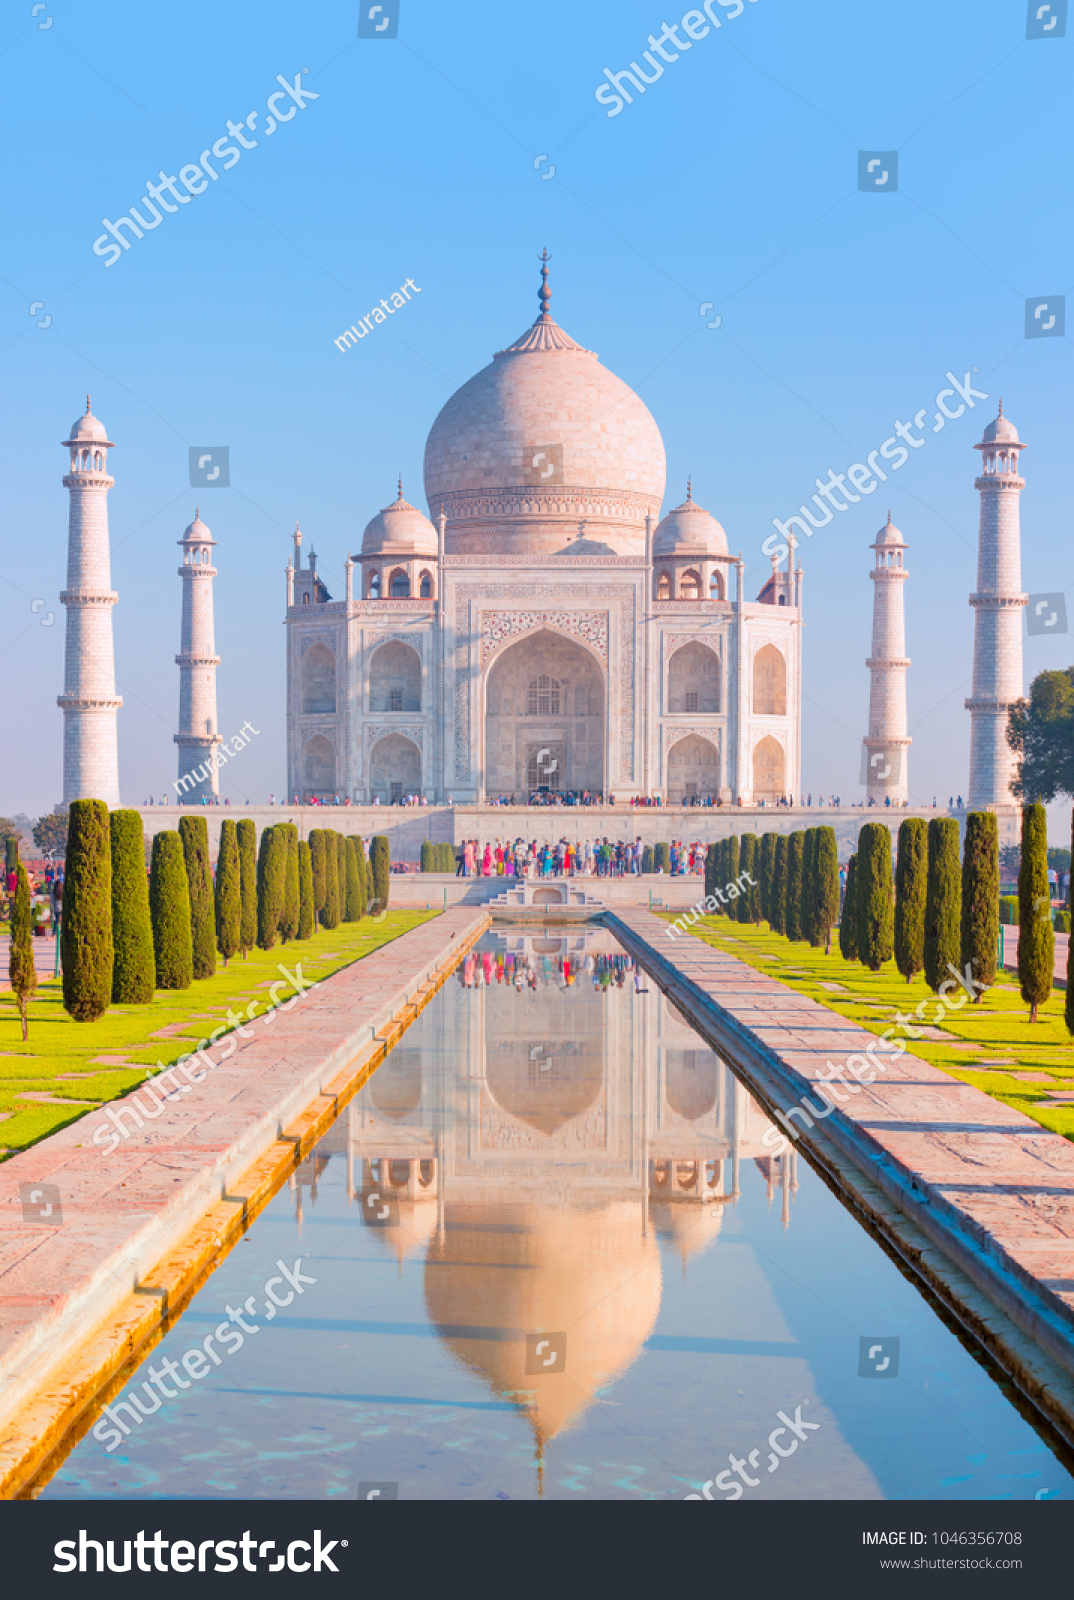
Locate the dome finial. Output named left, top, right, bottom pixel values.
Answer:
left=85, top=394, right=91, bottom=414
left=998, top=397, right=1003, bottom=416
left=886, top=509, right=892, bottom=524
left=397, top=473, right=403, bottom=500
left=686, top=476, right=693, bottom=503
left=538, top=247, right=551, bottom=319
left=195, top=505, right=199, bottom=520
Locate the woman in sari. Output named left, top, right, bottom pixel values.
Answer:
left=495, top=841, right=504, bottom=875
left=482, top=842, right=493, bottom=877
left=464, top=839, right=475, bottom=877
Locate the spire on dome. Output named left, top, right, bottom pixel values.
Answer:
left=397, top=473, right=404, bottom=501
left=998, top=398, right=1003, bottom=416
left=85, top=395, right=91, bottom=414
left=686, top=477, right=693, bottom=503
left=538, top=248, right=551, bottom=318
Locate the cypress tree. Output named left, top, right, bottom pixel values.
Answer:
left=641, top=844, right=654, bottom=874
left=297, top=839, right=315, bottom=939
left=257, top=824, right=287, bottom=950
left=309, top=829, right=327, bottom=913
left=320, top=829, right=341, bottom=929
left=420, top=840, right=433, bottom=872
left=961, top=811, right=999, bottom=1000
left=179, top=815, right=216, bottom=980
left=345, top=836, right=364, bottom=921
left=725, top=836, right=740, bottom=915
left=9, top=862, right=37, bottom=1040
left=760, top=833, right=776, bottom=924
left=278, top=823, right=300, bottom=942
left=1018, top=801, right=1053, bottom=1023
left=370, top=834, right=391, bottom=913
left=737, top=834, right=758, bottom=923
left=110, top=809, right=154, bottom=1003
left=1066, top=808, right=1074, bottom=1039
left=654, top=841, right=671, bottom=875
left=61, top=798, right=114, bottom=1022
left=814, top=826, right=840, bottom=953
left=704, top=843, right=715, bottom=905
left=785, top=832, right=804, bottom=940
left=149, top=830, right=193, bottom=991
left=5, top=834, right=19, bottom=875
left=237, top=817, right=257, bottom=959
left=335, top=833, right=348, bottom=922
left=856, top=822, right=894, bottom=972
left=839, top=854, right=859, bottom=961
left=894, top=817, right=928, bottom=984
left=215, top=818, right=241, bottom=966
left=924, top=817, right=961, bottom=993
left=801, top=828, right=818, bottom=945
left=356, top=835, right=371, bottom=909
left=771, top=835, right=788, bottom=936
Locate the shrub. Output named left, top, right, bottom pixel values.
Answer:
left=179, top=815, right=216, bottom=980
left=894, top=817, right=927, bottom=984
left=257, top=824, right=287, bottom=950
left=370, top=834, right=390, bottom=913
left=215, top=818, right=241, bottom=965
left=297, top=840, right=315, bottom=939
left=1054, top=908, right=1070, bottom=934
left=110, top=809, right=154, bottom=1003
left=814, top=826, right=840, bottom=953
left=856, top=822, right=894, bottom=972
left=771, top=835, right=788, bottom=936
left=420, top=840, right=433, bottom=872
left=961, top=811, right=999, bottom=999
left=345, top=836, right=363, bottom=921
left=32, top=812, right=68, bottom=857
left=924, top=817, right=961, bottom=993
left=1018, top=801, right=1053, bottom=1022
left=277, top=823, right=300, bottom=942
left=9, top=863, right=36, bottom=1039
left=61, top=798, right=114, bottom=1022
left=237, top=818, right=257, bottom=959
left=642, top=844, right=654, bottom=874
left=785, top=832, right=804, bottom=940
left=320, top=830, right=342, bottom=929
left=999, top=895, right=1019, bottom=925
left=149, top=830, right=192, bottom=991
left=309, top=829, right=327, bottom=912
left=654, top=841, right=671, bottom=875
left=839, top=853, right=859, bottom=962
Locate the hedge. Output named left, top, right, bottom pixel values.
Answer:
left=961, top=811, right=998, bottom=998
left=110, top=810, right=154, bottom=1003
left=179, top=815, right=216, bottom=980
left=62, top=798, right=114, bottom=1021
left=894, top=817, right=927, bottom=984
left=370, top=834, right=390, bottom=913
left=297, top=839, right=315, bottom=939
left=256, top=824, right=287, bottom=950
left=237, top=818, right=258, bottom=959
left=856, top=822, right=894, bottom=972
left=215, top=818, right=241, bottom=965
left=149, top=830, right=193, bottom=991
left=924, top=817, right=960, bottom=993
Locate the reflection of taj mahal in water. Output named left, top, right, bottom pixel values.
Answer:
left=285, top=256, right=802, bottom=805
left=290, top=930, right=796, bottom=1465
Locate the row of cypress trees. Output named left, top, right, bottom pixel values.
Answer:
left=420, top=841, right=456, bottom=872
left=57, top=800, right=391, bottom=1023
left=706, top=827, right=841, bottom=950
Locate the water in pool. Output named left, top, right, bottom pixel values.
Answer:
left=39, top=929, right=1074, bottom=1500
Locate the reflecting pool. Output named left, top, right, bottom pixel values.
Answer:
left=40, top=929, right=1074, bottom=1500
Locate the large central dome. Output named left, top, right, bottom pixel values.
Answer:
left=423, top=256, right=666, bottom=557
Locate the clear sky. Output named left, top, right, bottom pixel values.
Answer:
left=2, top=0, right=1071, bottom=836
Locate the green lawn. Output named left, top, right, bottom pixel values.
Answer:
left=0, top=911, right=436, bottom=1158
left=665, top=915, right=1074, bottom=1143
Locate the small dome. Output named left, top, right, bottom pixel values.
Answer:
left=180, top=507, right=214, bottom=544
left=980, top=401, right=1020, bottom=446
left=873, top=511, right=904, bottom=546
left=64, top=396, right=112, bottom=445
left=653, top=481, right=728, bottom=557
left=361, top=480, right=438, bottom=558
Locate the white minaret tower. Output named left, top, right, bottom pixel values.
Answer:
left=966, top=402, right=1025, bottom=824
left=863, top=513, right=910, bottom=804
left=58, top=398, right=122, bottom=809
left=174, top=508, right=221, bottom=803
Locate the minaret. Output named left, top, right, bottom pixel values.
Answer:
left=966, top=402, right=1026, bottom=818
left=863, top=513, right=910, bottom=803
left=174, top=508, right=221, bottom=803
left=58, top=398, right=122, bottom=809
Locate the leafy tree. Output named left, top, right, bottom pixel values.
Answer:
left=1018, top=801, right=1054, bottom=1022
left=61, top=799, right=114, bottom=1022
left=309, top=829, right=327, bottom=913
left=370, top=834, right=391, bottom=913
left=1007, top=666, right=1074, bottom=801
left=257, top=824, right=286, bottom=950
left=298, top=840, right=315, bottom=939
left=149, top=830, right=193, bottom=991
left=999, top=843, right=1021, bottom=881
left=237, top=818, right=257, bottom=959
left=924, top=817, right=961, bottom=993
left=9, top=862, right=37, bottom=1039
left=814, top=826, right=840, bottom=953
left=345, top=836, right=364, bottom=921
left=737, top=834, right=758, bottom=923
left=856, top=822, right=894, bottom=971
left=961, top=811, right=999, bottom=1000
left=839, top=853, right=859, bottom=961
left=110, top=810, right=154, bottom=1003
left=278, top=823, right=300, bottom=941
left=771, top=835, right=788, bottom=936
left=179, top=815, right=216, bottom=980
left=785, top=832, right=804, bottom=940
left=215, top=819, right=241, bottom=966
left=32, top=812, right=68, bottom=858
left=894, top=817, right=928, bottom=984
left=760, top=833, right=777, bottom=924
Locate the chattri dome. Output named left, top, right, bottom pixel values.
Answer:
left=361, top=479, right=438, bottom=557
left=423, top=253, right=666, bottom=557
left=979, top=399, right=1021, bottom=447
left=872, top=511, right=905, bottom=547
left=652, top=481, right=728, bottom=557
left=64, top=396, right=112, bottom=446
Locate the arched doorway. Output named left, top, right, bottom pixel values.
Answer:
left=753, top=735, right=785, bottom=800
left=302, top=643, right=336, bottom=714
left=369, top=640, right=421, bottom=712
left=667, top=734, right=718, bottom=803
left=753, top=643, right=786, bottom=715
left=303, top=734, right=336, bottom=796
left=369, top=733, right=421, bottom=803
left=668, top=641, right=720, bottom=714
left=484, top=630, right=604, bottom=797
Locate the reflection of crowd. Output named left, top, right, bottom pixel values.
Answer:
left=455, top=838, right=708, bottom=877
left=458, top=948, right=644, bottom=992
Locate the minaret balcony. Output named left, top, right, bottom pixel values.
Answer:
left=973, top=474, right=1024, bottom=491
left=59, top=590, right=118, bottom=606
left=865, top=656, right=910, bottom=670
left=968, top=593, right=1026, bottom=609
left=62, top=472, right=114, bottom=490
left=174, top=653, right=221, bottom=667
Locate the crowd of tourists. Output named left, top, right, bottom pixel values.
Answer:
left=2, top=860, right=63, bottom=936
left=453, top=838, right=707, bottom=877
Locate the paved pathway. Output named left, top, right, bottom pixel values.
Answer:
left=0, top=935, right=60, bottom=990
left=998, top=925, right=1069, bottom=986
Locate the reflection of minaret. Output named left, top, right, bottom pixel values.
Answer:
left=58, top=398, right=122, bottom=808
left=175, top=509, right=221, bottom=803
left=864, top=514, right=910, bottom=804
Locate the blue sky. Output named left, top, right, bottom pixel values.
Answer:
left=1, top=0, right=1071, bottom=833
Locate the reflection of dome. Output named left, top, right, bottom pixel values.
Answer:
left=370, top=1053, right=424, bottom=1120
left=665, top=1050, right=718, bottom=1120
left=359, top=1184, right=438, bottom=1265
left=361, top=480, right=438, bottom=557
left=484, top=1038, right=602, bottom=1136
left=423, top=257, right=666, bottom=558
left=425, top=1202, right=661, bottom=1453
left=650, top=1200, right=725, bottom=1266
left=653, top=482, right=728, bottom=557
